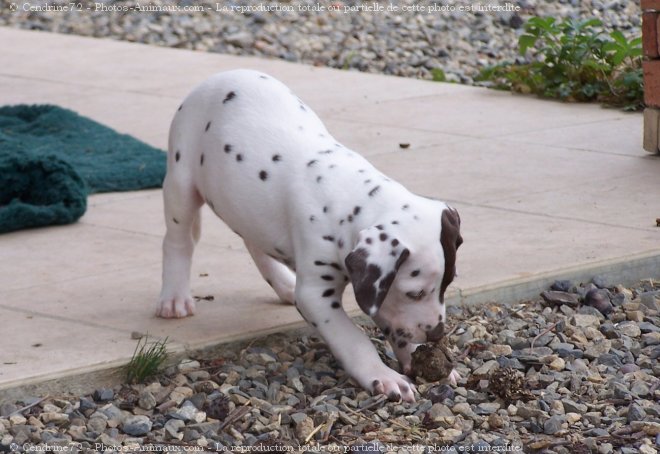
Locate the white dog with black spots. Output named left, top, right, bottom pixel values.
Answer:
left=157, top=70, right=463, bottom=402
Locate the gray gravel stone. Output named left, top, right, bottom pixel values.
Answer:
left=122, top=415, right=152, bottom=436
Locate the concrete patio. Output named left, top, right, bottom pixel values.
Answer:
left=1, top=27, right=658, bottom=400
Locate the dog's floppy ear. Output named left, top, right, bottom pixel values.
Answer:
left=439, top=206, right=462, bottom=303
left=345, top=226, right=410, bottom=316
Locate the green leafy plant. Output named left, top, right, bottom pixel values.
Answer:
left=432, top=68, right=447, bottom=82
left=125, top=335, right=169, bottom=384
left=476, top=16, right=643, bottom=111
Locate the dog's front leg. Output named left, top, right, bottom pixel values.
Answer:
left=295, top=276, right=416, bottom=402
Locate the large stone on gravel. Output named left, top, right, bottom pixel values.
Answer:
left=584, top=339, right=612, bottom=359
left=293, top=414, right=315, bottom=443
left=571, top=314, right=601, bottom=329
left=93, top=389, right=114, bottom=402
left=544, top=415, right=565, bottom=435
left=541, top=291, right=579, bottom=308
left=122, top=415, right=152, bottom=436
left=617, top=322, right=641, bottom=338
left=584, top=289, right=613, bottom=315
left=562, top=399, right=587, bottom=414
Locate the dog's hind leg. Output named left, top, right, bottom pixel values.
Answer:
left=157, top=171, right=203, bottom=318
left=244, top=240, right=296, bottom=305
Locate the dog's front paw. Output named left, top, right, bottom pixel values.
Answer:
left=365, top=367, right=417, bottom=402
left=156, top=294, right=196, bottom=318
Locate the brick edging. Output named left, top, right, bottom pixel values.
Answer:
left=642, top=1, right=660, bottom=153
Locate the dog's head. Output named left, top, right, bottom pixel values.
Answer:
left=345, top=203, right=462, bottom=374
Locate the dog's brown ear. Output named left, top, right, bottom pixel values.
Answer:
left=345, top=226, right=409, bottom=316
left=439, top=206, right=462, bottom=303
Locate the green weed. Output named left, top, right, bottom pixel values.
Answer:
left=125, top=335, right=169, bottom=384
left=476, top=16, right=643, bottom=111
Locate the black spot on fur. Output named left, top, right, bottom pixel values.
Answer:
left=330, top=263, right=341, bottom=271
left=383, top=326, right=391, bottom=336
left=368, top=186, right=381, bottom=197
left=223, top=91, right=236, bottom=103
left=402, top=204, right=410, bottom=210
left=358, top=169, right=365, bottom=173
left=329, top=164, right=337, bottom=169
left=200, top=154, right=205, bottom=166
left=178, top=104, right=183, bottom=111
left=307, top=159, right=318, bottom=167
left=325, top=319, right=330, bottom=324
left=366, top=238, right=372, bottom=244
left=314, top=260, right=326, bottom=266
left=259, top=170, right=268, bottom=181
left=397, top=340, right=407, bottom=349
left=335, top=143, right=341, bottom=147
left=205, top=121, right=211, bottom=132
left=274, top=248, right=285, bottom=255
left=364, top=179, right=372, bottom=184
left=300, top=104, right=307, bottom=111
left=316, top=176, right=323, bottom=183
left=322, top=289, right=335, bottom=298
left=175, top=151, right=180, bottom=162
left=310, top=215, right=316, bottom=222
left=353, top=206, right=361, bottom=216
left=318, top=149, right=333, bottom=154
left=236, top=154, right=243, bottom=162
left=331, top=301, right=341, bottom=309
left=338, top=239, right=344, bottom=248
left=339, top=219, right=345, bottom=225
left=323, top=235, right=335, bottom=242
left=259, top=75, right=268, bottom=79
left=391, top=220, right=399, bottom=225
left=376, top=225, right=384, bottom=230
left=173, top=218, right=179, bottom=224
left=323, top=206, right=329, bottom=213
left=348, top=215, right=353, bottom=222
left=224, top=144, right=232, bottom=153
left=321, top=275, right=334, bottom=281
left=272, top=154, right=281, bottom=162
left=312, top=322, right=317, bottom=328
left=391, top=239, right=399, bottom=247
left=411, top=269, right=420, bottom=277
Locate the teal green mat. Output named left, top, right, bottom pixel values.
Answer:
left=0, top=105, right=166, bottom=233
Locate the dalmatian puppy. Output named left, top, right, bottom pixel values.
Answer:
left=157, top=69, right=463, bottom=402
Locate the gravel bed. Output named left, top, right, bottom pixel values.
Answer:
left=0, top=277, right=659, bottom=453
left=0, top=0, right=641, bottom=84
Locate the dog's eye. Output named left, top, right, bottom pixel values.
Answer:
left=405, top=290, right=426, bottom=301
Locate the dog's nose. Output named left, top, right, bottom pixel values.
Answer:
left=426, top=322, right=445, bottom=342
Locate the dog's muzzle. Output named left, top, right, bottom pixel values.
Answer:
left=426, top=322, right=445, bottom=342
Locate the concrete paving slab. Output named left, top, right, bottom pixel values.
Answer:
left=0, top=27, right=659, bottom=398
left=0, top=307, right=144, bottom=385
left=502, top=115, right=644, bottom=156
left=328, top=88, right=628, bottom=139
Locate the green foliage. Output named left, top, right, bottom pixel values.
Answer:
left=432, top=68, right=447, bottom=82
left=125, top=335, right=169, bottom=384
left=476, top=16, right=643, bottom=111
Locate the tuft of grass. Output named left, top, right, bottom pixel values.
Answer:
left=476, top=16, right=643, bottom=111
left=125, top=335, right=169, bottom=384
left=431, top=68, right=447, bottom=82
